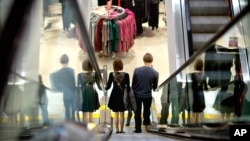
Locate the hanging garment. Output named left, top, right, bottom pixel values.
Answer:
left=109, top=20, right=120, bottom=52
left=120, top=0, right=133, bottom=10
left=98, top=0, right=106, bottom=5
left=148, top=1, right=159, bottom=30
left=91, top=6, right=136, bottom=54
left=131, top=0, right=144, bottom=35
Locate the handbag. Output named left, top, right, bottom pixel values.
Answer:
left=123, top=88, right=129, bottom=109
left=221, top=95, right=234, bottom=107
left=128, top=89, right=137, bottom=111
left=122, top=87, right=137, bottom=111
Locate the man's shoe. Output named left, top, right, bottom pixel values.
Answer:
left=133, top=130, right=142, bottom=133
left=125, top=123, right=130, bottom=126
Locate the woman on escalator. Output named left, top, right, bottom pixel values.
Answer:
left=191, top=59, right=208, bottom=123
left=106, top=58, right=130, bottom=133
left=77, top=59, right=101, bottom=123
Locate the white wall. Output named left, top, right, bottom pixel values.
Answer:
left=165, top=0, right=186, bottom=76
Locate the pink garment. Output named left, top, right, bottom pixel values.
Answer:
left=114, top=9, right=137, bottom=52
left=117, top=20, right=123, bottom=52
left=109, top=11, right=120, bottom=19
left=95, top=18, right=105, bottom=51
left=125, top=9, right=137, bottom=36
left=76, top=24, right=87, bottom=52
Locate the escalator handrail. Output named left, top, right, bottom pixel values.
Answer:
left=10, top=70, right=57, bottom=92
left=156, top=4, right=250, bottom=91
left=68, top=0, right=105, bottom=91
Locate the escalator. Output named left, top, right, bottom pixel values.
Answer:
left=146, top=1, right=250, bottom=140
left=1, top=0, right=250, bottom=141
left=188, top=0, right=232, bottom=54
left=164, top=0, right=234, bottom=73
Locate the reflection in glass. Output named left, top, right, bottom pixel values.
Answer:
left=160, top=10, right=250, bottom=126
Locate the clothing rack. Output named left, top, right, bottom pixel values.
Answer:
left=92, top=5, right=126, bottom=20
left=89, top=5, right=137, bottom=58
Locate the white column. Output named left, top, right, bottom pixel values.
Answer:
left=165, top=0, right=186, bottom=77
left=166, top=0, right=178, bottom=74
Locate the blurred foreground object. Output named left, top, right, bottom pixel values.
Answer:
left=31, top=121, right=97, bottom=141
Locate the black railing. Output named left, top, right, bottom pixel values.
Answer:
left=68, top=0, right=105, bottom=91
left=184, top=0, right=194, bottom=57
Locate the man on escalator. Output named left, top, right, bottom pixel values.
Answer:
left=132, top=53, right=159, bottom=133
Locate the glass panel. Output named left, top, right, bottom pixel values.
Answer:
left=1, top=0, right=114, bottom=140
left=1, top=1, right=104, bottom=140
left=159, top=8, right=250, bottom=127
left=40, top=0, right=103, bottom=126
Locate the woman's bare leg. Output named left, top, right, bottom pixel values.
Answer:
left=83, top=112, right=88, bottom=123
left=114, top=112, right=119, bottom=132
left=89, top=112, right=93, bottom=123
left=120, top=112, right=125, bottom=132
left=194, top=112, right=199, bottom=123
